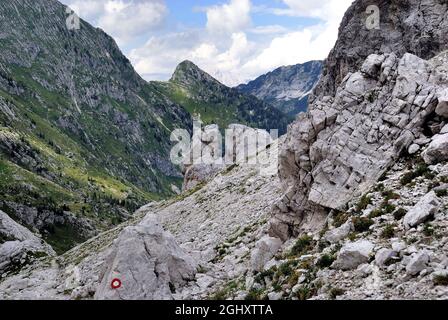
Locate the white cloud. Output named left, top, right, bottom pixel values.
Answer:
left=64, top=0, right=355, bottom=87
left=62, top=0, right=168, bottom=44
left=240, top=22, right=335, bottom=80
left=130, top=31, right=202, bottom=79
left=234, top=0, right=354, bottom=83
left=273, top=0, right=353, bottom=20
left=129, top=31, right=253, bottom=85
left=248, top=25, right=289, bottom=35
left=205, top=0, right=252, bottom=34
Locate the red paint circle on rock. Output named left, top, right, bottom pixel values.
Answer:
left=111, top=278, right=122, bottom=289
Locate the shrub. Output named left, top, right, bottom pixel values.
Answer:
left=356, top=195, right=372, bottom=212
left=381, top=224, right=395, bottom=239
left=289, top=235, right=313, bottom=257
left=352, top=217, right=374, bottom=233
left=278, top=261, right=296, bottom=276
left=382, top=202, right=396, bottom=214
left=244, top=288, right=266, bottom=300
left=368, top=209, right=383, bottom=219
left=433, top=274, right=448, bottom=286
left=393, top=208, right=407, bottom=220
left=316, top=254, right=335, bottom=269
left=329, top=288, right=345, bottom=300
left=435, top=189, right=447, bottom=197
left=423, top=223, right=434, bottom=237
left=333, top=211, right=349, bottom=228
left=382, top=190, right=400, bottom=201
left=400, top=163, right=434, bottom=185
left=254, top=267, right=276, bottom=283
left=296, top=286, right=317, bottom=301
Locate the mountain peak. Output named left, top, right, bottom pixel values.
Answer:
left=170, top=60, right=221, bottom=86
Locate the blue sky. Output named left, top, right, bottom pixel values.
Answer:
left=61, top=0, right=353, bottom=86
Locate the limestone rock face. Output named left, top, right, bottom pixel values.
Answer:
left=324, top=221, right=352, bottom=244
left=183, top=123, right=274, bottom=191
left=94, top=215, right=196, bottom=300
left=332, top=240, right=374, bottom=270
left=375, top=248, right=398, bottom=267
left=406, top=251, right=430, bottom=276
left=250, top=236, right=282, bottom=272
left=271, top=51, right=448, bottom=240
left=422, top=133, right=448, bottom=164
left=403, top=192, right=441, bottom=229
left=0, top=210, right=55, bottom=274
left=435, top=89, right=448, bottom=118
left=312, top=0, right=448, bottom=101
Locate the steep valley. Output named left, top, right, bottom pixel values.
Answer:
left=2, top=0, right=448, bottom=301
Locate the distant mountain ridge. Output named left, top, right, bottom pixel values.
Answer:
left=150, top=60, right=292, bottom=134
left=237, top=61, right=323, bottom=115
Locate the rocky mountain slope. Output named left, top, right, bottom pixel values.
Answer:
left=0, top=138, right=282, bottom=299
left=237, top=61, right=323, bottom=116
left=0, top=0, right=195, bottom=252
left=151, top=61, right=291, bottom=134
left=1, top=0, right=448, bottom=301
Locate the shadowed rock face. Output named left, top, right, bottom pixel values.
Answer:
left=312, top=0, right=448, bottom=102
left=1, top=210, right=55, bottom=274
left=270, top=0, right=448, bottom=241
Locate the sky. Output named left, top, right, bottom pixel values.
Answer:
left=61, top=0, right=354, bottom=86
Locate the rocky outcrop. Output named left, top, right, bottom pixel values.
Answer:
left=95, top=215, right=196, bottom=300
left=250, top=236, right=282, bottom=272
left=183, top=123, right=275, bottom=191
left=312, top=0, right=448, bottom=101
left=406, top=251, right=430, bottom=276
left=422, top=133, right=448, bottom=164
left=332, top=240, right=374, bottom=270
left=0, top=140, right=283, bottom=300
left=0, top=210, right=55, bottom=274
left=403, top=191, right=441, bottom=229
left=435, top=89, right=448, bottom=118
left=324, top=220, right=352, bottom=244
left=271, top=49, right=448, bottom=240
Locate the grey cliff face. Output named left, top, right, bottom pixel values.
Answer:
left=271, top=0, right=448, bottom=240
left=1, top=210, right=55, bottom=274
left=312, top=0, right=448, bottom=102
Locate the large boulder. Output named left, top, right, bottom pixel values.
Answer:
left=0, top=210, right=55, bottom=274
left=94, top=215, right=196, bottom=300
left=435, top=89, right=448, bottom=118
left=332, top=240, right=374, bottom=270
left=422, top=133, right=448, bottom=165
left=250, top=236, right=282, bottom=272
left=324, top=220, right=352, bottom=244
left=403, top=192, right=441, bottom=229
left=406, top=251, right=430, bottom=276
left=375, top=248, right=398, bottom=267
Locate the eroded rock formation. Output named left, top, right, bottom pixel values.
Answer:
left=271, top=50, right=448, bottom=240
